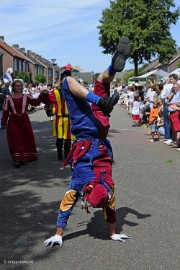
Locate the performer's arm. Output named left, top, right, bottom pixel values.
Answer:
left=66, top=77, right=89, bottom=99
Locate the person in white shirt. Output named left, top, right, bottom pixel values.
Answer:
left=127, top=86, right=134, bottom=113
left=131, top=96, right=140, bottom=126
left=145, top=84, right=157, bottom=109
left=161, top=74, right=178, bottom=144
left=166, top=82, right=180, bottom=147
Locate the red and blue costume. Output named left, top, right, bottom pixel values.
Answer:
left=57, top=78, right=116, bottom=229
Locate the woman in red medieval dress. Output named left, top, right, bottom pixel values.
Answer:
left=1, top=80, right=49, bottom=168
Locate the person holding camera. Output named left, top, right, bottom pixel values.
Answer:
left=161, top=74, right=178, bottom=144
left=166, top=82, right=180, bottom=148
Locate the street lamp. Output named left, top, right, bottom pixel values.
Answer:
left=51, top=58, right=56, bottom=84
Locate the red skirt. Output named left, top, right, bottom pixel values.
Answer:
left=132, top=114, right=140, bottom=121
left=169, top=111, right=180, bottom=131
left=7, top=113, right=38, bottom=161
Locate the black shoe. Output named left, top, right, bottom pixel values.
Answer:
left=58, top=153, right=63, bottom=160
left=19, top=161, right=25, bottom=165
left=14, top=161, right=20, bottom=168
left=112, top=36, right=131, bottom=72
left=97, top=92, right=119, bottom=116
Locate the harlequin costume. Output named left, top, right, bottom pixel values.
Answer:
left=48, top=87, right=75, bottom=160
left=44, top=36, right=131, bottom=247
left=57, top=76, right=116, bottom=229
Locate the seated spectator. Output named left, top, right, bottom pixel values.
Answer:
left=156, top=112, right=165, bottom=137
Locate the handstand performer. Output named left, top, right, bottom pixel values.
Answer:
left=44, top=36, right=131, bottom=247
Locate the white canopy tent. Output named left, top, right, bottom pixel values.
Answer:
left=128, top=69, right=169, bottom=84
left=169, top=68, right=180, bottom=77
left=137, top=69, right=169, bottom=79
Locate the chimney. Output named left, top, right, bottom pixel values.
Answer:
left=27, top=50, right=31, bottom=55
left=13, top=44, right=19, bottom=50
left=20, top=48, right=25, bottom=53
left=0, top=36, right=4, bottom=41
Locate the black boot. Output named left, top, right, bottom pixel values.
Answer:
left=64, top=139, right=71, bottom=160
left=58, top=151, right=63, bottom=160
left=112, top=36, right=131, bottom=72
left=14, top=160, right=20, bottom=168
left=56, top=138, right=63, bottom=160
left=97, top=92, right=119, bottom=116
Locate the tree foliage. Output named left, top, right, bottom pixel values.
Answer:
left=123, top=69, right=145, bottom=84
left=98, top=0, right=179, bottom=76
left=15, top=71, right=31, bottom=83
left=34, top=74, right=46, bottom=84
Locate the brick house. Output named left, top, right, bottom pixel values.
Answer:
left=14, top=47, right=48, bottom=83
left=0, top=36, right=31, bottom=80
left=143, top=47, right=180, bottom=74
left=0, top=36, right=59, bottom=84
left=33, top=56, right=61, bottom=84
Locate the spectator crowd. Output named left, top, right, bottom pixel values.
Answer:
left=1, top=73, right=180, bottom=153
left=116, top=73, right=180, bottom=151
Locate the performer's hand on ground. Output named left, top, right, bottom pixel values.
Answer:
left=110, top=233, right=130, bottom=243
left=44, top=234, right=63, bottom=247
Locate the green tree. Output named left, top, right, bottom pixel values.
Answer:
left=98, top=0, right=179, bottom=76
left=34, top=74, right=46, bottom=84
left=123, top=69, right=144, bottom=84
left=15, top=71, right=31, bottom=83
left=115, top=77, right=121, bottom=83
left=123, top=70, right=135, bottom=84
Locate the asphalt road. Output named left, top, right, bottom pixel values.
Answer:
left=0, top=105, right=179, bottom=270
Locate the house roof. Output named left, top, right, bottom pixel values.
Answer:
left=37, top=57, right=52, bottom=69
left=0, top=40, right=30, bottom=61
left=169, top=68, right=180, bottom=76
left=143, top=59, right=159, bottom=72
left=25, top=52, right=47, bottom=67
left=144, top=49, right=180, bottom=72
left=169, top=50, right=180, bottom=64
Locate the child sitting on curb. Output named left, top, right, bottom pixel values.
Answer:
left=156, top=111, right=165, bottom=137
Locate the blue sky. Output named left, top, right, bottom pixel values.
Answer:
left=0, top=0, right=179, bottom=73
